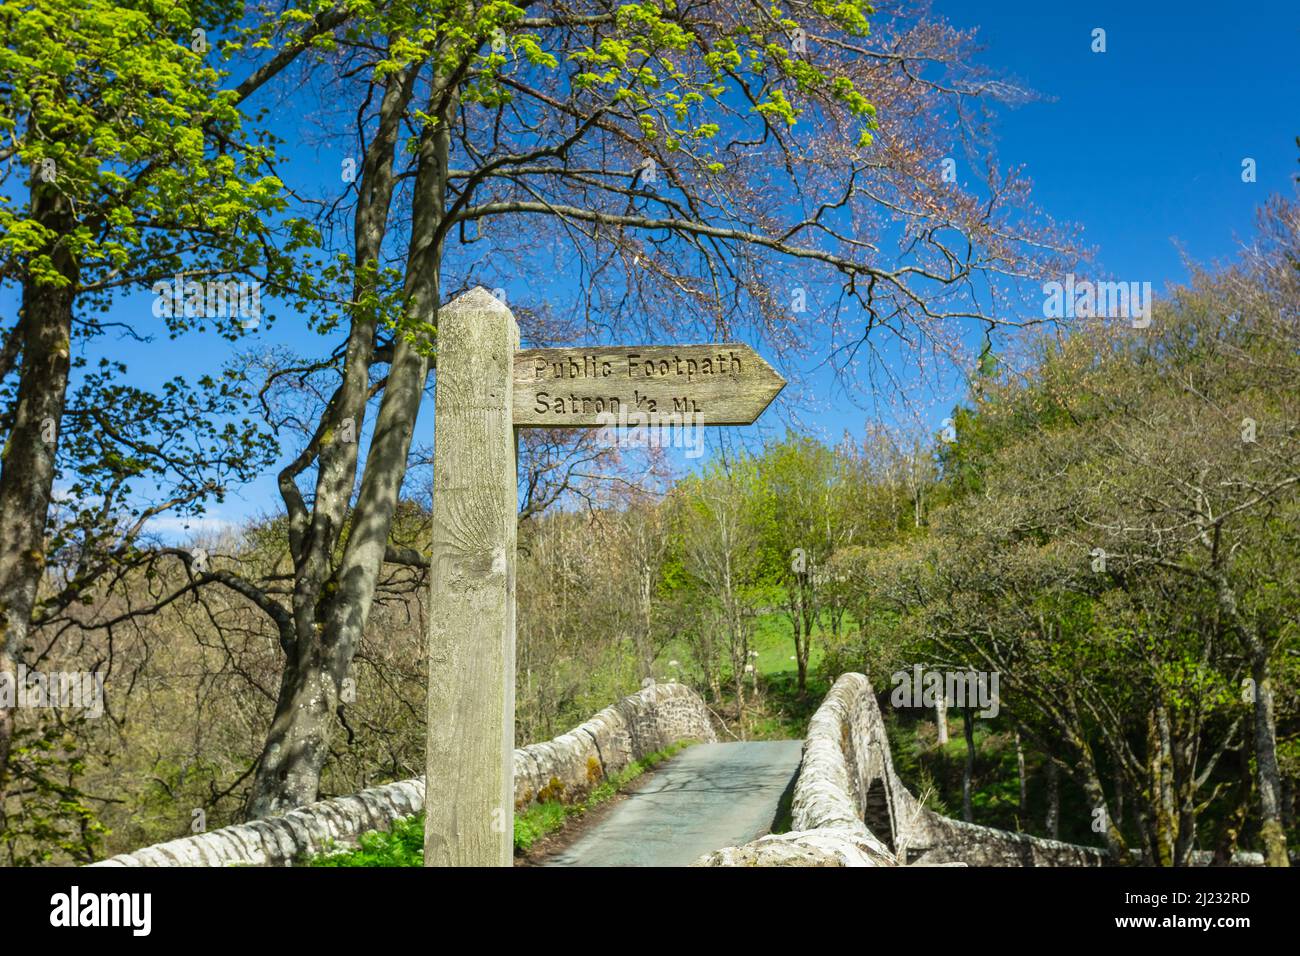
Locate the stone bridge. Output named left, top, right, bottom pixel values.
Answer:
left=697, top=673, right=1108, bottom=866
left=92, top=674, right=1114, bottom=867
left=90, top=680, right=715, bottom=867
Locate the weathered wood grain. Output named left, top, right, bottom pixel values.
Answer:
left=424, top=288, right=518, bottom=867
left=513, top=343, right=785, bottom=427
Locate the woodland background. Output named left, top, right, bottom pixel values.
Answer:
left=0, top=1, right=1295, bottom=866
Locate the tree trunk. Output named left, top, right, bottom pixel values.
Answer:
left=0, top=186, right=76, bottom=790
left=1045, top=759, right=1060, bottom=839
left=1217, top=576, right=1289, bottom=866
left=244, top=70, right=436, bottom=818
left=1078, top=755, right=1126, bottom=859
left=961, top=707, right=975, bottom=822
left=1113, top=765, right=1124, bottom=830
left=788, top=600, right=807, bottom=695
left=733, top=669, right=746, bottom=732
left=243, top=653, right=344, bottom=816
left=1170, top=723, right=1199, bottom=867
left=1152, top=706, right=1176, bottom=866
left=935, top=694, right=948, bottom=745
left=799, top=580, right=816, bottom=693
left=1249, top=651, right=1290, bottom=866
left=636, top=562, right=655, bottom=680
left=1212, top=764, right=1251, bottom=865
left=1015, top=730, right=1027, bottom=824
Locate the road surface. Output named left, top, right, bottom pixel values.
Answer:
left=541, top=740, right=803, bottom=867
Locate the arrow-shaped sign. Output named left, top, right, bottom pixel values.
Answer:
left=513, top=343, right=786, bottom=427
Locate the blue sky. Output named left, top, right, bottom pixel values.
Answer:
left=788, top=0, right=1300, bottom=441
left=944, top=1, right=1297, bottom=285
left=26, top=0, right=1300, bottom=535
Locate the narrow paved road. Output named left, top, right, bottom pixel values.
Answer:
left=541, top=740, right=803, bottom=867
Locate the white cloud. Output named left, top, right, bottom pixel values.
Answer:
left=143, top=514, right=239, bottom=542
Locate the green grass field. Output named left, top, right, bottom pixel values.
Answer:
left=657, top=610, right=835, bottom=740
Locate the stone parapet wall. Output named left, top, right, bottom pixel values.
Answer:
left=820, top=673, right=1107, bottom=866
left=700, top=673, right=1108, bottom=867
left=695, top=829, right=895, bottom=867
left=908, top=815, right=1109, bottom=866
left=87, top=778, right=427, bottom=868
left=90, top=680, right=715, bottom=867
left=513, top=680, right=716, bottom=807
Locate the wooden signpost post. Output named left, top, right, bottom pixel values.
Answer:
left=424, top=288, right=785, bottom=867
